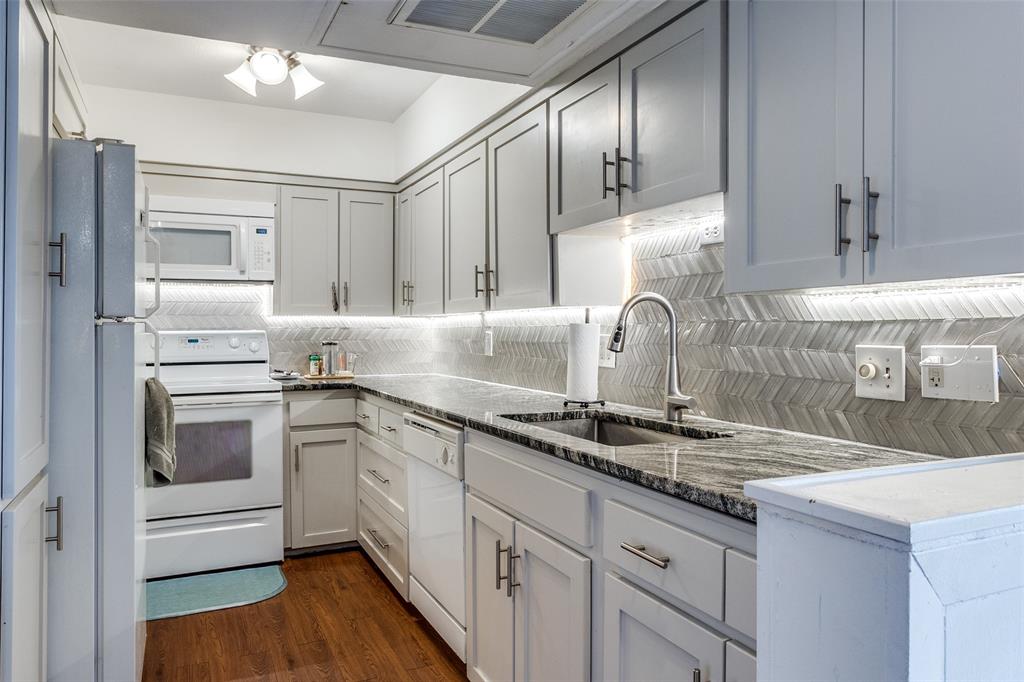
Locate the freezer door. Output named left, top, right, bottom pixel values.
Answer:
left=96, top=141, right=137, bottom=317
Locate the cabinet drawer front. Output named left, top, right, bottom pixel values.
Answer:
left=354, top=399, right=380, bottom=434
left=603, top=499, right=726, bottom=620
left=378, top=407, right=404, bottom=449
left=725, top=549, right=756, bottom=640
left=288, top=397, right=355, bottom=427
left=465, top=443, right=591, bottom=547
left=357, top=489, right=409, bottom=599
left=356, top=431, right=408, bottom=526
left=725, top=641, right=756, bottom=682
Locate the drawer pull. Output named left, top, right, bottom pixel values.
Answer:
left=367, top=528, right=389, bottom=550
left=357, top=413, right=371, bottom=420
left=381, top=425, right=397, bottom=433
left=621, top=542, right=670, bottom=569
left=367, top=468, right=389, bottom=485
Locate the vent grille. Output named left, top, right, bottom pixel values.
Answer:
left=398, top=0, right=590, bottom=45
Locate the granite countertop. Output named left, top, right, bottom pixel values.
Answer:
left=281, top=374, right=941, bottom=522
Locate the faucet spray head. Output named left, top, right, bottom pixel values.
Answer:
left=607, top=321, right=626, bottom=353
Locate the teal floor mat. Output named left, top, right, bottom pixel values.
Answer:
left=146, top=564, right=287, bottom=621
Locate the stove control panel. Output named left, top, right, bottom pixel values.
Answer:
left=157, top=330, right=269, bottom=364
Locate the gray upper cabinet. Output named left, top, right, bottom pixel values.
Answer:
left=406, top=169, right=445, bottom=316
left=620, top=1, right=724, bottom=215
left=549, top=60, right=620, bottom=233
left=277, top=186, right=340, bottom=315
left=395, top=191, right=412, bottom=315
left=444, top=142, right=488, bottom=314
left=863, top=0, right=1024, bottom=284
left=725, top=0, right=865, bottom=293
left=340, top=190, right=394, bottom=316
left=489, top=106, right=552, bottom=311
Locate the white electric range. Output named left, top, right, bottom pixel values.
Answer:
left=145, top=330, right=284, bottom=579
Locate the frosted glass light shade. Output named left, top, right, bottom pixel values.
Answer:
left=289, top=63, right=324, bottom=100
left=250, top=49, right=289, bottom=85
left=224, top=62, right=257, bottom=97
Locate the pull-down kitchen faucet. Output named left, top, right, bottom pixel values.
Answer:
left=608, top=291, right=697, bottom=421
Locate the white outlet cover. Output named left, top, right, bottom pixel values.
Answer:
left=855, top=345, right=906, bottom=401
left=698, top=219, right=725, bottom=246
left=598, top=334, right=616, bottom=368
left=920, top=345, right=999, bottom=403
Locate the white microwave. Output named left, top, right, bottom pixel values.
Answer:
left=145, top=196, right=275, bottom=281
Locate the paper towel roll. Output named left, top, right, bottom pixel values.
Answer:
left=566, top=322, right=600, bottom=403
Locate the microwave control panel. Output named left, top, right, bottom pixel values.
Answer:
left=248, top=219, right=275, bottom=282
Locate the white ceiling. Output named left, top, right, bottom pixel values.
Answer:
left=51, top=0, right=665, bottom=85
left=56, top=16, right=443, bottom=122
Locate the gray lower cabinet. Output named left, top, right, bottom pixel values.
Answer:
left=466, top=493, right=515, bottom=682
left=340, top=190, right=394, bottom=316
left=397, top=169, right=444, bottom=316
left=277, top=186, right=341, bottom=315
left=604, top=572, right=727, bottom=682
left=444, top=142, right=488, bottom=314
left=489, top=105, right=552, bottom=310
left=288, top=427, right=357, bottom=548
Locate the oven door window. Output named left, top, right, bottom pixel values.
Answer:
left=172, top=419, right=253, bottom=485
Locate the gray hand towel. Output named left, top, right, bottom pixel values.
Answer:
left=145, top=377, right=176, bottom=487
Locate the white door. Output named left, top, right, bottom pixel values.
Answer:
left=513, top=520, right=591, bottom=682
left=725, top=0, right=864, bottom=293
left=603, top=572, right=726, bottom=682
left=444, top=142, right=488, bottom=314
left=409, top=170, right=444, bottom=315
left=549, top=61, right=620, bottom=233
left=863, top=0, right=1024, bottom=284
left=276, top=186, right=340, bottom=315
left=395, top=191, right=412, bottom=315
left=1, top=473, right=49, bottom=682
left=3, top=0, right=51, bottom=499
left=290, top=427, right=356, bottom=548
left=466, top=493, right=515, bottom=682
left=489, top=106, right=551, bottom=311
left=620, top=2, right=724, bottom=215
left=340, top=189, right=394, bottom=315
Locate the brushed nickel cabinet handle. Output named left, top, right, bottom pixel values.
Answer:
left=602, top=151, right=616, bottom=199
left=367, top=468, right=389, bottom=485
left=343, top=281, right=350, bottom=310
left=474, top=265, right=485, bottom=298
left=48, top=233, right=68, bottom=287
left=406, top=282, right=414, bottom=304
left=508, top=550, right=521, bottom=597
left=367, top=528, right=389, bottom=550
left=45, top=496, right=64, bottom=551
left=616, top=147, right=630, bottom=192
left=495, top=540, right=511, bottom=591
left=331, top=281, right=339, bottom=312
left=620, top=541, right=670, bottom=569
left=294, top=445, right=300, bottom=473
left=862, top=176, right=881, bottom=253
left=381, top=425, right=397, bottom=433
left=834, top=183, right=853, bottom=256
left=692, top=668, right=701, bottom=682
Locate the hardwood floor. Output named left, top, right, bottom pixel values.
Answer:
left=143, top=550, right=468, bottom=682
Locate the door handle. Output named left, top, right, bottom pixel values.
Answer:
left=45, top=496, right=64, bottom=551
left=367, top=468, right=389, bottom=485
left=474, top=265, right=485, bottom=298
left=485, top=268, right=496, bottom=297
left=331, top=281, right=339, bottom=312
left=602, top=151, right=617, bottom=199
left=834, top=183, right=852, bottom=256
left=343, top=281, right=350, bottom=310
left=48, top=232, right=68, bottom=287
left=406, top=282, right=414, bottom=304
left=294, top=445, right=300, bottom=473
left=615, top=147, right=630, bottom=193
left=620, top=541, right=670, bottom=569
left=495, top=540, right=510, bottom=591
left=367, top=528, right=389, bottom=550
left=862, top=176, right=881, bottom=252
left=508, top=549, right=521, bottom=597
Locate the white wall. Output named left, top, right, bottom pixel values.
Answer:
left=85, top=85, right=397, bottom=181
left=392, top=75, right=529, bottom=178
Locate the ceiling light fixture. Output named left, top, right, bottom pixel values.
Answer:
left=224, top=46, right=325, bottom=100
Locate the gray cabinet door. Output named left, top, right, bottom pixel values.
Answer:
left=395, top=191, right=412, bottom=315
left=863, top=0, right=1024, bottom=284
left=444, top=142, right=488, bottom=314
left=289, top=428, right=356, bottom=548
left=725, top=0, right=864, bottom=293
left=549, top=60, right=620, bottom=233
left=620, top=2, right=724, bottom=216
left=489, top=106, right=551, bottom=311
left=276, top=186, right=340, bottom=315
left=340, top=190, right=394, bottom=316
left=409, top=169, right=445, bottom=315
left=465, top=493, right=515, bottom=682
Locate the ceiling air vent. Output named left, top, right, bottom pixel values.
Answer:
left=393, top=0, right=590, bottom=45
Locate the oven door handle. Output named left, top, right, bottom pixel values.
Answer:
left=172, top=393, right=283, bottom=408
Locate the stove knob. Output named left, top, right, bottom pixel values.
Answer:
left=440, top=447, right=450, bottom=466
left=248, top=341, right=261, bottom=353
left=228, top=336, right=241, bottom=349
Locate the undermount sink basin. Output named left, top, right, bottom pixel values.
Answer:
left=500, top=411, right=730, bottom=447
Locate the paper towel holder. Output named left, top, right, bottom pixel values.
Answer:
left=563, top=399, right=606, bottom=409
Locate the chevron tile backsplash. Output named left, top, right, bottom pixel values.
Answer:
left=149, top=226, right=1024, bottom=459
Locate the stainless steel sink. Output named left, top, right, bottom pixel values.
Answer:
left=501, top=411, right=729, bottom=447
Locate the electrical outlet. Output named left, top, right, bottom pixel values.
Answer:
left=855, top=345, right=906, bottom=401
left=698, top=219, right=725, bottom=246
left=920, top=345, right=998, bottom=402
left=483, top=328, right=494, bottom=357
left=598, top=334, right=616, bottom=368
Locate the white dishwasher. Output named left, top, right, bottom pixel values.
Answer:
left=404, top=412, right=467, bottom=661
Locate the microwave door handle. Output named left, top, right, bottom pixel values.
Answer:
left=238, top=222, right=249, bottom=277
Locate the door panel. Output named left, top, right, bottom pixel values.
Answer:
left=513, top=520, right=591, bottom=682
left=290, top=428, right=356, bottom=548
left=490, top=106, right=551, bottom=310
left=445, top=142, right=488, bottom=313
left=864, top=0, right=1024, bottom=283
left=465, top=493, right=515, bottom=682
left=549, top=61, right=619, bottom=232
left=341, top=190, right=394, bottom=315
left=395, top=192, right=412, bottom=315
left=725, top=0, right=864, bottom=293
left=276, top=186, right=339, bottom=315
left=1, top=473, right=49, bottom=682
left=620, top=2, right=724, bottom=214
left=409, top=170, right=444, bottom=315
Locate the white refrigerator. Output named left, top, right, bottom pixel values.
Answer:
left=48, top=138, right=151, bottom=681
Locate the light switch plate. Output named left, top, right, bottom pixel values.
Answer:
left=920, top=345, right=999, bottom=402
left=598, top=334, right=616, bottom=368
left=855, top=345, right=906, bottom=401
